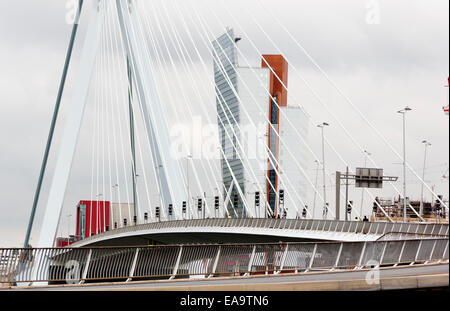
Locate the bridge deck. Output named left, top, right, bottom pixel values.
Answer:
left=71, top=218, right=449, bottom=247
left=4, top=263, right=448, bottom=291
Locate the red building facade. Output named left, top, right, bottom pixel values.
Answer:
left=75, top=200, right=110, bottom=240
left=262, top=55, right=289, bottom=217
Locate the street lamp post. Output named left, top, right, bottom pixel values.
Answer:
left=112, top=184, right=119, bottom=228
left=420, top=140, right=432, bottom=216
left=398, top=107, right=412, bottom=222
left=312, top=160, right=320, bottom=219
left=112, top=184, right=119, bottom=203
left=67, top=214, right=72, bottom=243
left=317, top=122, right=329, bottom=219
left=360, top=150, right=371, bottom=218
left=186, top=155, right=192, bottom=215
left=95, top=193, right=103, bottom=234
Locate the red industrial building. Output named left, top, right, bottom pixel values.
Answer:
left=75, top=200, right=111, bottom=240
left=55, top=237, right=76, bottom=248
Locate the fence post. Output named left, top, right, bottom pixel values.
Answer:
left=406, top=224, right=411, bottom=234
left=427, top=240, right=437, bottom=263
left=396, top=241, right=406, bottom=266
left=246, top=246, right=256, bottom=276
left=379, top=242, right=388, bottom=267
left=306, top=244, right=317, bottom=272
left=413, top=240, right=423, bottom=264
left=170, top=246, right=183, bottom=280
left=356, top=242, right=367, bottom=269
left=27, top=249, right=40, bottom=286
left=208, top=246, right=221, bottom=278
left=430, top=224, right=436, bottom=236
left=375, top=223, right=380, bottom=234
left=367, top=222, right=373, bottom=234
left=277, top=245, right=289, bottom=274
left=127, top=248, right=140, bottom=282
left=442, top=240, right=449, bottom=262
left=80, top=249, right=92, bottom=284
left=315, top=221, right=321, bottom=231
left=333, top=243, right=343, bottom=270
left=334, top=221, right=339, bottom=232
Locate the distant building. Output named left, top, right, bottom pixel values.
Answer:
left=55, top=236, right=77, bottom=247
left=213, top=29, right=309, bottom=218
left=75, top=200, right=110, bottom=240
left=110, top=203, right=136, bottom=229
left=75, top=201, right=139, bottom=240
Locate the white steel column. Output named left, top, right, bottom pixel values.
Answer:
left=116, top=0, right=187, bottom=220
left=37, top=0, right=103, bottom=248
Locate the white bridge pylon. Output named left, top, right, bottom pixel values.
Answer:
left=37, top=0, right=187, bottom=248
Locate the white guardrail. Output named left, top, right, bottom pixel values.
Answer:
left=1, top=238, right=448, bottom=286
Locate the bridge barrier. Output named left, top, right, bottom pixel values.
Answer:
left=376, top=231, right=450, bottom=241
left=0, top=238, right=448, bottom=286
left=71, top=218, right=449, bottom=246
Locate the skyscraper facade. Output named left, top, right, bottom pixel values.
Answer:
left=213, top=29, right=309, bottom=219
left=212, top=28, right=246, bottom=217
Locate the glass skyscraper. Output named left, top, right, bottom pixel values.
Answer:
left=212, top=28, right=246, bottom=217
left=213, top=29, right=309, bottom=219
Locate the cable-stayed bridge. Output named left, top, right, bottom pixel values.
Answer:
left=3, top=0, right=448, bottom=289
left=70, top=218, right=448, bottom=247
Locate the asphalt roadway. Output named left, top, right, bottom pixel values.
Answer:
left=3, top=262, right=448, bottom=291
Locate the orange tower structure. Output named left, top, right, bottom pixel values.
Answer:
left=262, top=55, right=289, bottom=217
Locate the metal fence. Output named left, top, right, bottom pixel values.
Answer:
left=376, top=232, right=450, bottom=241
left=1, top=238, right=448, bottom=286
left=72, top=218, right=449, bottom=246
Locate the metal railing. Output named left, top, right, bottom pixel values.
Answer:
left=72, top=218, right=449, bottom=246
left=376, top=232, right=450, bottom=241
left=1, top=238, right=448, bottom=286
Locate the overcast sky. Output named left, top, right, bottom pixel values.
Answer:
left=0, top=0, right=448, bottom=247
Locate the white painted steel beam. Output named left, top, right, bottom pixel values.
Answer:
left=115, top=0, right=187, bottom=220
left=37, top=0, right=103, bottom=249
